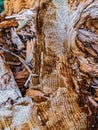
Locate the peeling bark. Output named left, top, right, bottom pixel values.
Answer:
left=0, top=0, right=98, bottom=130
left=0, top=53, right=22, bottom=106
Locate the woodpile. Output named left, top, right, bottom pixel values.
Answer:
left=0, top=0, right=97, bottom=129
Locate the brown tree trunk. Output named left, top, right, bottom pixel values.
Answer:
left=0, top=0, right=97, bottom=129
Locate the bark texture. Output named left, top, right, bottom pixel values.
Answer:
left=0, top=0, right=97, bottom=129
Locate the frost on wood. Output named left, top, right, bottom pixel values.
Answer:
left=0, top=54, right=21, bottom=105
left=0, top=0, right=98, bottom=130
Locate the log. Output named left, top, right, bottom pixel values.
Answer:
left=1, top=0, right=97, bottom=130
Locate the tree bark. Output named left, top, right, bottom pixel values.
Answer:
left=0, top=0, right=97, bottom=129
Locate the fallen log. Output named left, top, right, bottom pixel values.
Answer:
left=0, top=0, right=97, bottom=130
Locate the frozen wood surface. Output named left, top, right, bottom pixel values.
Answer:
left=0, top=0, right=97, bottom=129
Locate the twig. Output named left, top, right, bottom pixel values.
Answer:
left=0, top=46, right=32, bottom=73
left=16, top=16, right=33, bottom=31
left=0, top=46, right=38, bottom=88
left=88, top=96, right=98, bottom=108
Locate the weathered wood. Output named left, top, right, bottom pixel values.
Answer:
left=1, top=0, right=98, bottom=129
left=0, top=53, right=22, bottom=106
left=0, top=20, right=18, bottom=29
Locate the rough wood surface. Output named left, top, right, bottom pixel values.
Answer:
left=0, top=0, right=97, bottom=130
left=0, top=53, right=22, bottom=103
